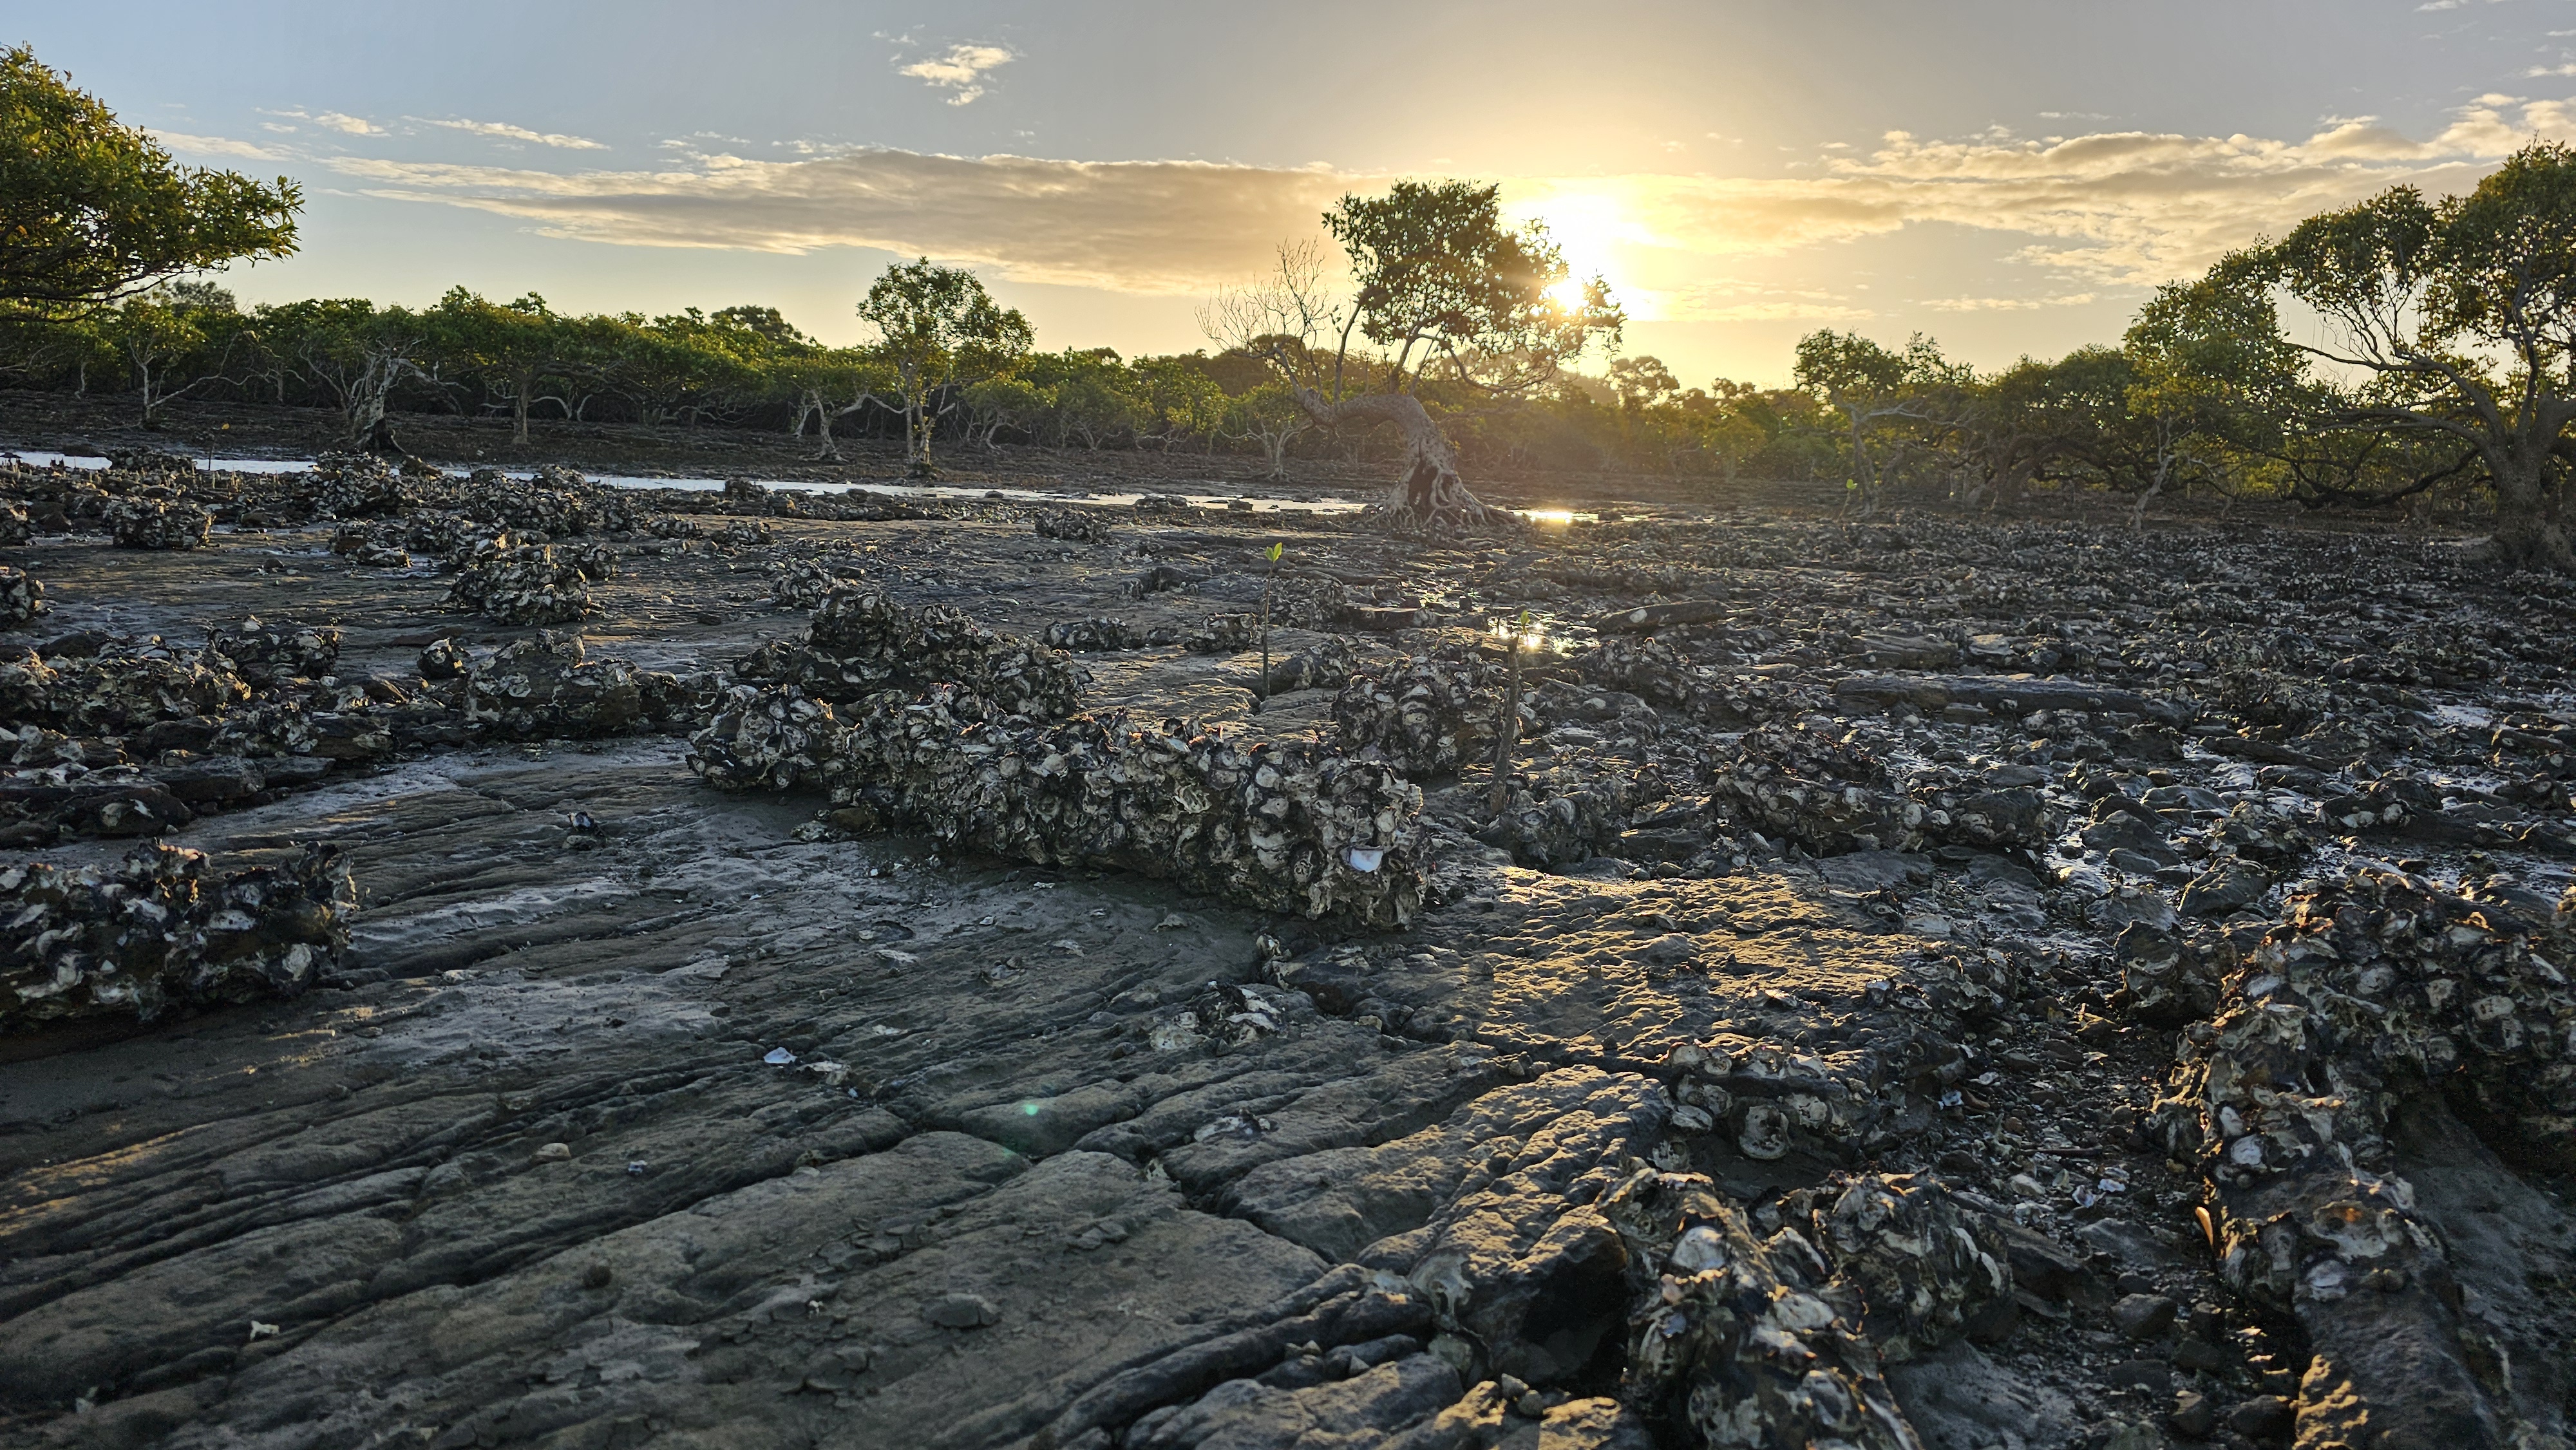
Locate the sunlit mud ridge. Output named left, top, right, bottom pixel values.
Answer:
left=2, top=449, right=2574, bottom=1449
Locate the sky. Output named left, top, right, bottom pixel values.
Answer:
left=17, top=1, right=2576, bottom=386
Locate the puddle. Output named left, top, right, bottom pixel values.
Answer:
left=1, top=448, right=1370, bottom=514
left=3, top=448, right=1595, bottom=525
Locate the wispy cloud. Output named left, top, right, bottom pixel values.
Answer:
left=1918, top=292, right=2099, bottom=312
left=151, top=91, right=2576, bottom=300
left=257, top=107, right=381, bottom=135
left=156, top=130, right=291, bottom=162
left=898, top=44, right=1014, bottom=106
left=1542, top=93, right=2565, bottom=284
left=417, top=117, right=607, bottom=150
left=319, top=147, right=1349, bottom=292
left=1630, top=279, right=1875, bottom=323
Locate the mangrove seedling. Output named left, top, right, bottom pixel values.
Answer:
left=1489, top=608, right=1531, bottom=815
left=1255, top=540, right=1283, bottom=710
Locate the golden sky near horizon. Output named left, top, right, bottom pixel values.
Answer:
left=24, top=0, right=2576, bottom=385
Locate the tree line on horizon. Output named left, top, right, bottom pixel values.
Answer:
left=8, top=40, right=2576, bottom=566
left=0, top=269, right=1841, bottom=483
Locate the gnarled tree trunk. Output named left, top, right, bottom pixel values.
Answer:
left=799, top=388, right=844, bottom=462
left=2489, top=449, right=2575, bottom=572
left=1289, top=386, right=1509, bottom=533
left=511, top=366, right=536, bottom=446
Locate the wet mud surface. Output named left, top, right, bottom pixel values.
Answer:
left=1, top=454, right=2571, bottom=1450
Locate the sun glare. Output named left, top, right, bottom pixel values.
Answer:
left=1522, top=193, right=1631, bottom=307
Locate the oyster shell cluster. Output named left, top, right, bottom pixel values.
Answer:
left=296, top=451, right=412, bottom=518
left=1034, top=507, right=1113, bottom=544
left=2150, top=868, right=2576, bottom=1446
left=205, top=616, right=340, bottom=688
left=0, top=565, right=41, bottom=627
left=328, top=524, right=411, bottom=569
left=1041, top=617, right=1178, bottom=652
left=460, top=631, right=699, bottom=740
left=1707, top=722, right=2058, bottom=856
left=1, top=842, right=353, bottom=1033
left=1262, top=634, right=1359, bottom=695
left=445, top=534, right=596, bottom=625
left=1603, top=1167, right=2012, bottom=1450
left=692, top=587, right=1423, bottom=925
left=738, top=583, right=1084, bottom=721
left=1185, top=611, right=1257, bottom=654
left=1332, top=647, right=1505, bottom=775
left=103, top=494, right=211, bottom=549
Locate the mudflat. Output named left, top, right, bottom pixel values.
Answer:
left=3, top=450, right=2570, bottom=1450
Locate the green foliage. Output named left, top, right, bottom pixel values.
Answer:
left=1130, top=354, right=1226, bottom=449
left=1607, top=355, right=1679, bottom=411
left=424, top=288, right=582, bottom=443
left=1039, top=350, right=1142, bottom=450
left=1791, top=331, right=1969, bottom=509
left=104, top=281, right=243, bottom=424
left=2242, top=140, right=2576, bottom=563
left=856, top=258, right=1034, bottom=470
left=0, top=45, right=299, bottom=308
left=1322, top=180, right=1622, bottom=396
left=1222, top=382, right=1312, bottom=479
left=250, top=297, right=429, bottom=444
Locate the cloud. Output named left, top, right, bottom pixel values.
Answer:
left=154, top=130, right=290, bottom=162
left=1533, top=93, right=2561, bottom=283
left=257, top=107, right=381, bottom=135
left=153, top=89, right=2576, bottom=301
left=321, top=147, right=1352, bottom=293
left=1660, top=297, right=1877, bottom=323
left=419, top=117, right=607, bottom=150
left=1917, top=292, right=2099, bottom=311
left=898, top=44, right=1013, bottom=105
left=1629, top=279, right=1875, bottom=323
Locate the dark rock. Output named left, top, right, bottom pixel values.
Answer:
left=2170, top=1388, right=2217, bottom=1438
left=150, top=754, right=267, bottom=805
left=921, top=1292, right=1001, bottom=1329
left=2177, top=862, right=2267, bottom=918
left=2113, top=1292, right=2179, bottom=1339
left=2224, top=1395, right=2291, bottom=1441
left=2106, top=1359, right=2172, bottom=1395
